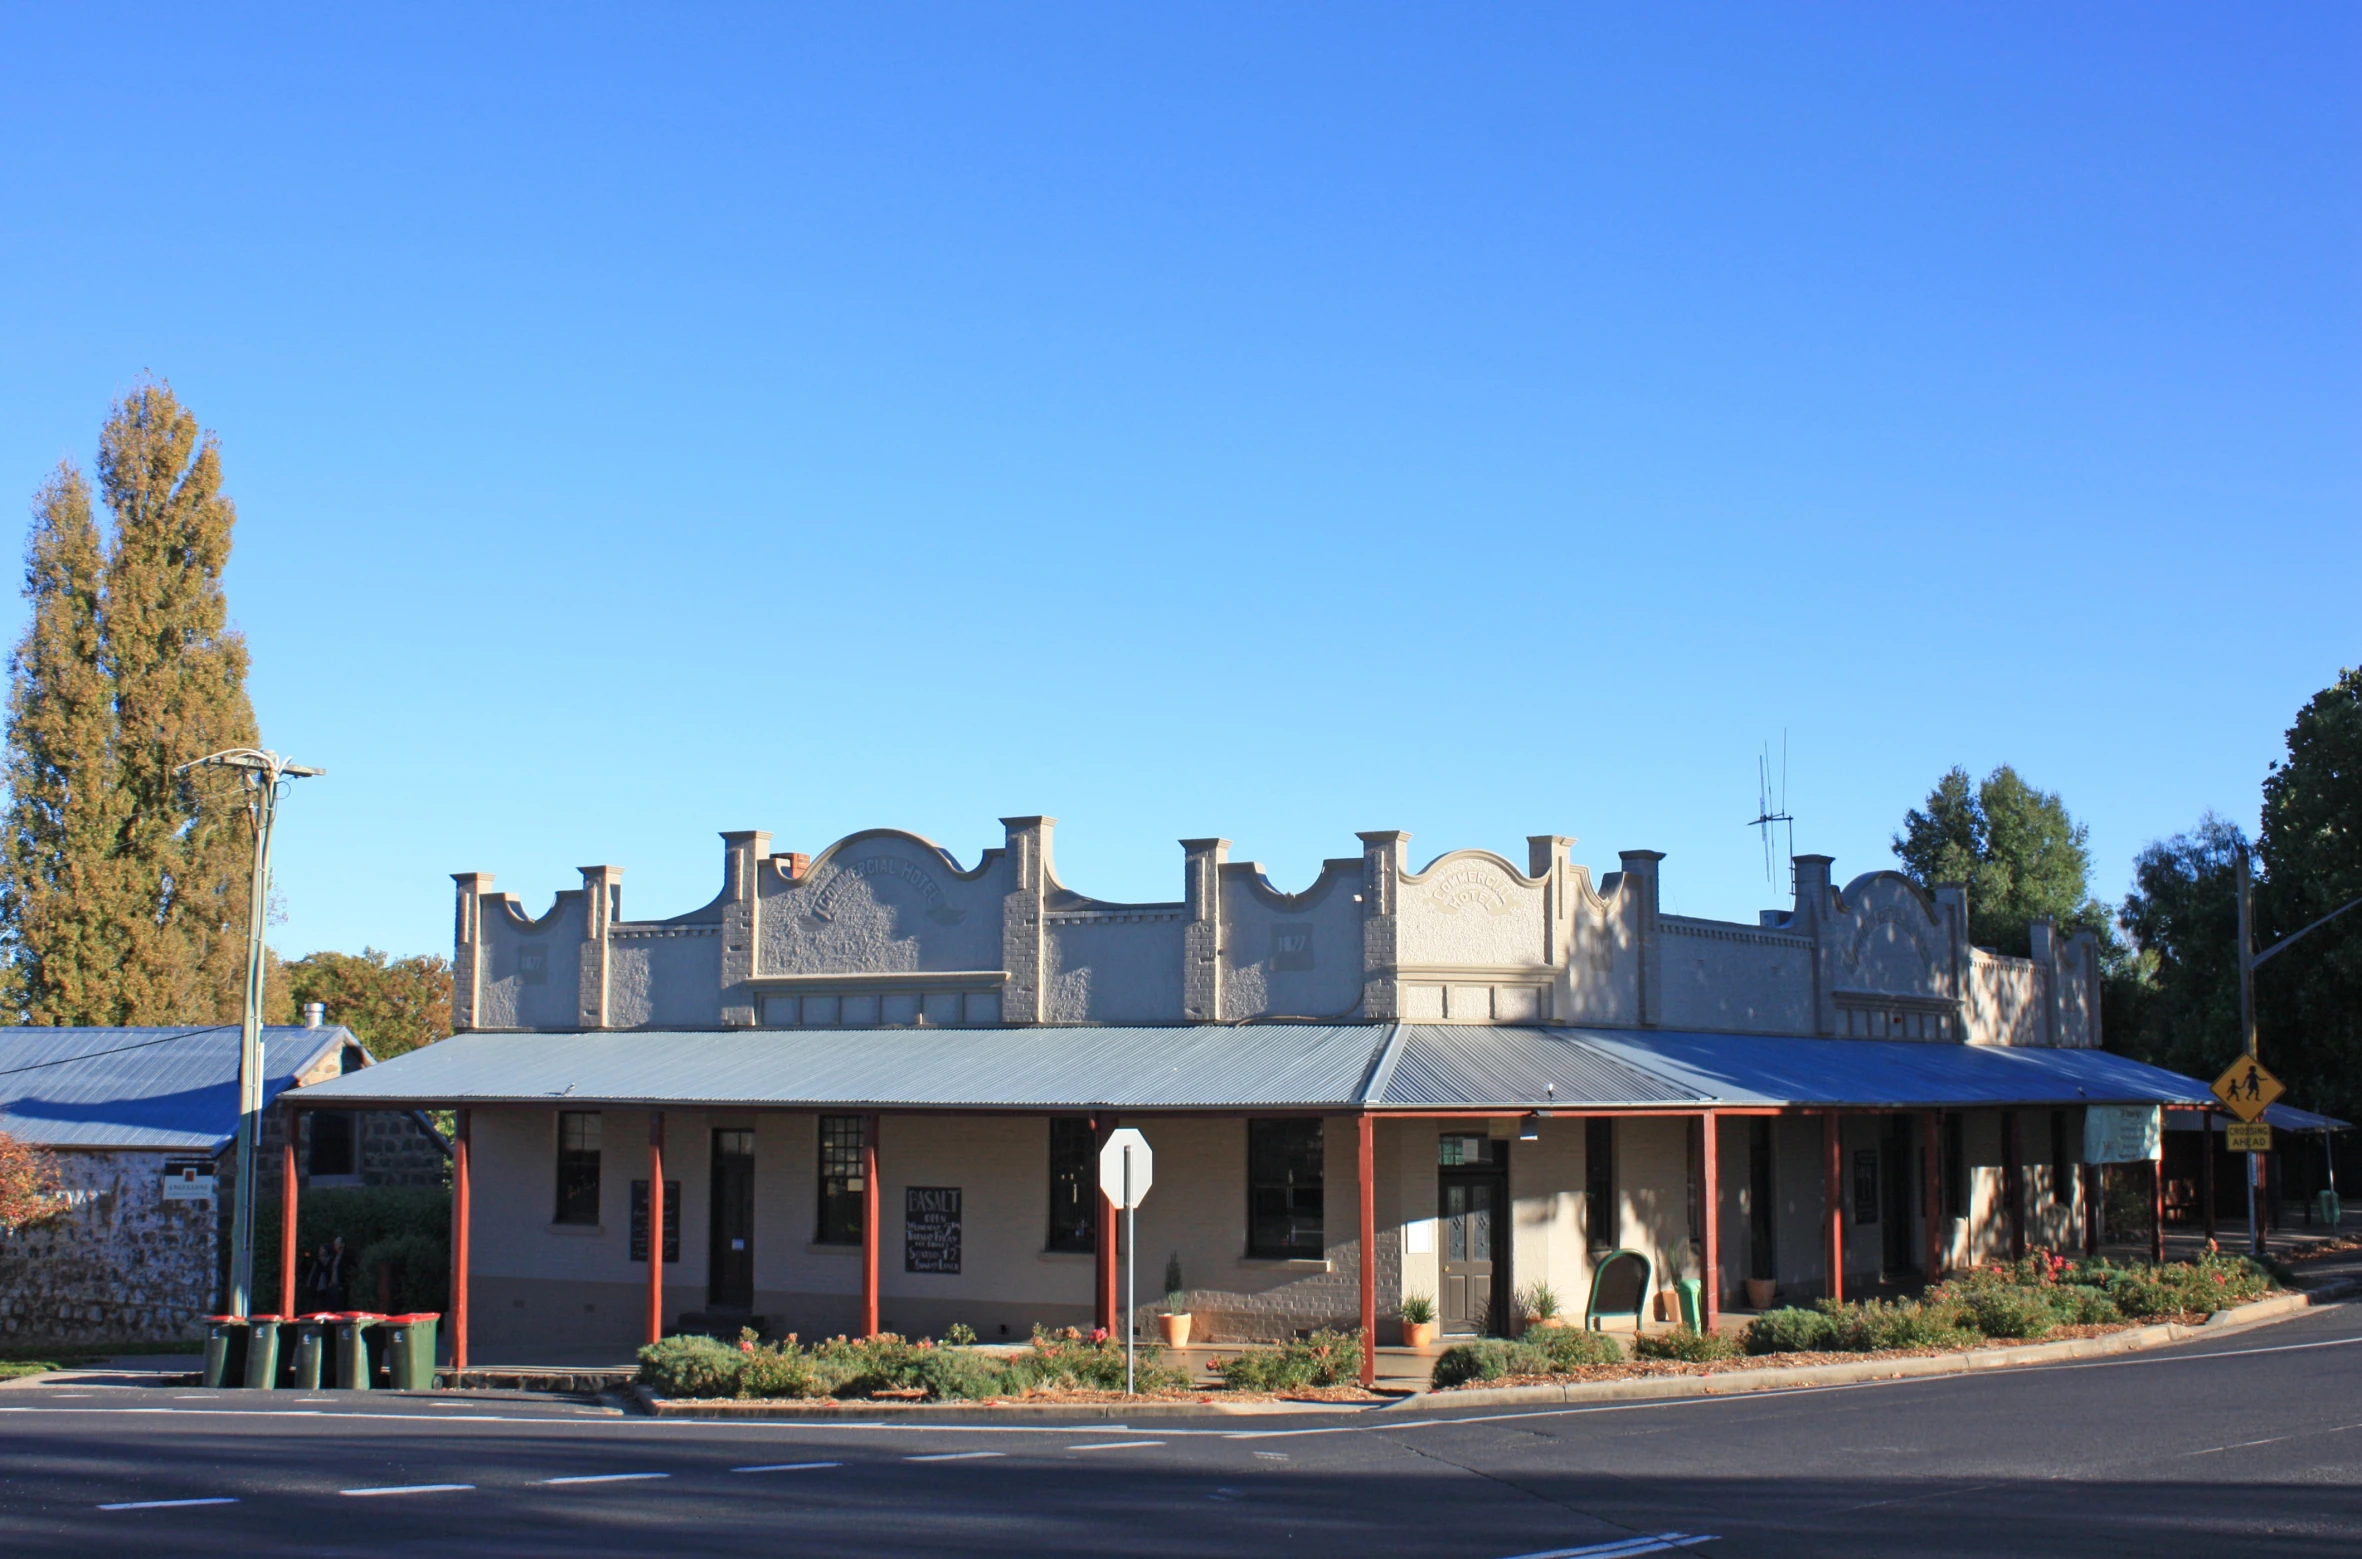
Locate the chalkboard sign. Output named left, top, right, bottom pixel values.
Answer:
left=904, top=1186, right=961, bottom=1274
left=630, top=1180, right=681, bottom=1263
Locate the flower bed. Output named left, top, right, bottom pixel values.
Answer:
left=1429, top=1252, right=2277, bottom=1391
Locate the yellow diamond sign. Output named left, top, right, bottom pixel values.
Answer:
left=2210, top=1057, right=2286, bottom=1124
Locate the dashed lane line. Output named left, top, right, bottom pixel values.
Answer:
left=1068, top=1441, right=1165, bottom=1451
left=339, top=1483, right=476, bottom=1497
left=905, top=1451, right=1005, bottom=1462
left=732, top=1462, right=843, bottom=1473
left=97, top=1497, right=239, bottom=1511
left=537, top=1472, right=670, bottom=1485
left=1498, top=1536, right=1716, bottom=1559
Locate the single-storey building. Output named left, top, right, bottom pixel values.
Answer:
left=292, top=818, right=2337, bottom=1379
left=0, top=1014, right=445, bottom=1347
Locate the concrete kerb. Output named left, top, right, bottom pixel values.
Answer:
left=618, top=1290, right=2327, bottom=1421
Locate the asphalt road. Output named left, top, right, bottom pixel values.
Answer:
left=5, top=1304, right=2359, bottom=1558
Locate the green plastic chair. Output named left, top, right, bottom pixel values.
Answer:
left=1585, top=1249, right=1652, bottom=1331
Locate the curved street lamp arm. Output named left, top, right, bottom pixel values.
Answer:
left=2252, top=892, right=2362, bottom=971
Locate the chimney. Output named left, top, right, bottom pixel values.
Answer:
left=302, top=1002, right=325, bottom=1030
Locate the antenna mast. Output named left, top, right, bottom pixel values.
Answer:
left=1747, top=733, right=1795, bottom=887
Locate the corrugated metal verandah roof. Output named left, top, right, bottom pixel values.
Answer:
left=0, top=1025, right=351, bottom=1151
left=291, top=1022, right=2349, bottom=1129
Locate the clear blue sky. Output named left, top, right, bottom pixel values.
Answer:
left=1, top=5, right=2355, bottom=961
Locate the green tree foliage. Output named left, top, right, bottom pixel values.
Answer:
left=2113, top=814, right=2247, bottom=1083
left=1893, top=764, right=2113, bottom=956
left=2255, top=668, right=2362, bottom=1124
left=279, top=948, right=453, bottom=1060
left=0, top=381, right=260, bottom=1024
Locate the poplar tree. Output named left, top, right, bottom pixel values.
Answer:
left=0, top=380, right=260, bottom=1024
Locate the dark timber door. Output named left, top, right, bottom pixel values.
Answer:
left=709, top=1129, right=755, bottom=1311
left=1438, top=1134, right=1509, bottom=1336
left=1882, top=1116, right=1917, bottom=1276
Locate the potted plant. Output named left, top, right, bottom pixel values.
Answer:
left=1400, top=1293, right=1437, bottom=1350
left=1158, top=1254, right=1191, bottom=1346
left=1743, top=1276, right=1777, bottom=1311
left=1520, top=1280, right=1564, bottom=1331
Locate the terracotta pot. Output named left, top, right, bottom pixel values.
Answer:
left=1526, top=1315, right=1567, bottom=1331
left=1159, top=1312, right=1192, bottom=1347
left=1403, top=1320, right=1436, bottom=1350
left=1743, top=1278, right=1777, bottom=1311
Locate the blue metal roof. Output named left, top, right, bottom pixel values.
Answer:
left=291, top=1021, right=2347, bottom=1129
left=0, top=1025, right=354, bottom=1151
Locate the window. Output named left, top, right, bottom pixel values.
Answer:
left=1943, top=1113, right=1967, bottom=1221
left=1853, top=1148, right=1880, bottom=1225
left=308, top=1111, right=355, bottom=1177
left=817, top=1115, right=867, bottom=1245
left=1584, top=1118, right=1616, bottom=1254
left=2050, top=1111, right=2073, bottom=1207
left=554, top=1111, right=602, bottom=1225
left=1047, top=1118, right=1097, bottom=1252
left=1247, top=1118, right=1324, bottom=1259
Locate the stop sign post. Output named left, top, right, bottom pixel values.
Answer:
left=1099, top=1129, right=1153, bottom=1393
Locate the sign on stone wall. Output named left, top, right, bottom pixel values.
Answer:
left=904, top=1186, right=961, bottom=1274
left=160, top=1160, right=216, bottom=1201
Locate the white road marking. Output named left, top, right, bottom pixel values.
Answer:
left=98, top=1497, right=240, bottom=1511
left=905, top=1450, right=1005, bottom=1461
left=537, top=1472, right=669, bottom=1484
left=339, top=1483, right=475, bottom=1497
left=1253, top=1450, right=1289, bottom=1459
left=1498, top=1535, right=1716, bottom=1559
left=733, top=1461, right=843, bottom=1473
left=1068, top=1440, right=1164, bottom=1451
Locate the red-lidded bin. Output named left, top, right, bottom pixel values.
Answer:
left=200, top=1315, right=248, bottom=1389
left=333, top=1312, right=384, bottom=1390
left=381, top=1314, right=442, bottom=1391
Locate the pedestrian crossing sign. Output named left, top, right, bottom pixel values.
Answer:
left=2225, top=1122, right=2272, bottom=1153
left=2210, top=1057, right=2285, bottom=1124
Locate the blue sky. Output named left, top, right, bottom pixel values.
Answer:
left=1, top=5, right=2354, bottom=960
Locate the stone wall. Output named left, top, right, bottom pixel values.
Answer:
left=0, top=1148, right=221, bottom=1347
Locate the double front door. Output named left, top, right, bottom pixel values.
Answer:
left=1439, top=1144, right=1510, bottom=1335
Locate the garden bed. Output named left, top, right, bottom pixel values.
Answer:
left=1429, top=1251, right=2276, bottom=1392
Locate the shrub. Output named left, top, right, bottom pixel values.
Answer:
left=1532, top=1327, right=1623, bottom=1368
left=913, top=1347, right=1007, bottom=1401
left=1431, top=1340, right=1517, bottom=1388
left=737, top=1346, right=826, bottom=1400
left=638, top=1334, right=744, bottom=1398
left=352, top=1232, right=447, bottom=1316
left=261, top=1184, right=450, bottom=1316
left=1827, top=1299, right=1972, bottom=1352
left=1214, top=1329, right=1364, bottom=1392
left=1011, top=1326, right=1187, bottom=1393
left=1400, top=1293, right=1436, bottom=1326
left=1634, top=1327, right=1737, bottom=1363
left=942, top=1322, right=978, bottom=1347
left=1744, top=1306, right=1839, bottom=1355
left=1956, top=1285, right=2055, bottom=1340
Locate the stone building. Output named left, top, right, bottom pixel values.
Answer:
left=0, top=1017, right=445, bottom=1348
left=302, top=817, right=2287, bottom=1373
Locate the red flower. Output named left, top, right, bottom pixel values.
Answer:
left=1091, top=1327, right=1109, bottom=1343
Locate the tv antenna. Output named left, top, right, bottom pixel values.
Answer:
left=1748, top=733, right=1794, bottom=885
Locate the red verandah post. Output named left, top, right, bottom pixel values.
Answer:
left=1699, top=1109, right=1720, bottom=1335
left=1094, top=1115, right=1118, bottom=1334
left=861, top=1113, right=881, bottom=1339
left=646, top=1111, right=666, bottom=1346
left=1357, top=1113, right=1376, bottom=1388
left=452, top=1108, right=471, bottom=1372
left=279, top=1101, right=300, bottom=1316
left=2150, top=1149, right=2167, bottom=1264
left=1822, top=1111, right=1844, bottom=1305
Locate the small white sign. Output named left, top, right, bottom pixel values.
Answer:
left=1098, top=1128, right=1154, bottom=1209
left=1406, top=1217, right=1434, bottom=1256
left=2083, top=1105, right=2161, bottom=1165
left=162, top=1167, right=216, bottom=1201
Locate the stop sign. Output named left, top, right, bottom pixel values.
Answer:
left=1098, top=1128, right=1153, bottom=1209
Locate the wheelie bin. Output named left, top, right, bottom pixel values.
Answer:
left=288, top=1315, right=332, bottom=1389
left=200, top=1316, right=249, bottom=1389
left=242, top=1316, right=282, bottom=1390
left=1675, top=1279, right=1705, bottom=1333
left=333, top=1313, right=383, bottom=1390
left=382, top=1314, right=441, bottom=1391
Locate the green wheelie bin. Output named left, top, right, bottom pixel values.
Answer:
left=200, top=1316, right=249, bottom=1389
left=1675, top=1279, right=1705, bottom=1333
left=287, top=1315, right=332, bottom=1390
left=241, top=1316, right=283, bottom=1390
left=382, top=1314, right=441, bottom=1391
left=333, top=1313, right=383, bottom=1390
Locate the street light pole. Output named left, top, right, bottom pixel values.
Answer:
left=2235, top=848, right=2362, bottom=1259
left=179, top=748, right=323, bottom=1319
